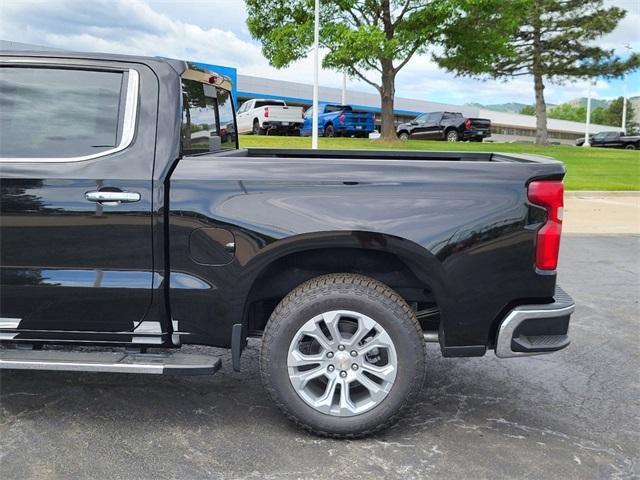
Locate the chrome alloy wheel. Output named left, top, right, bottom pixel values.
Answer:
left=287, top=310, right=398, bottom=417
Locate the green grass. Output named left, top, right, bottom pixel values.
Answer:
left=239, top=135, right=640, bottom=191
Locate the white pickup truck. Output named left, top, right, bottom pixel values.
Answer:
left=236, top=98, right=304, bottom=135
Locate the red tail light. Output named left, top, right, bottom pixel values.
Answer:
left=528, top=180, right=564, bottom=271
left=264, top=107, right=269, bottom=118
left=339, top=112, right=345, bottom=124
left=465, top=118, right=471, bottom=129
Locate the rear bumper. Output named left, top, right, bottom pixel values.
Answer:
left=463, top=130, right=491, bottom=140
left=263, top=121, right=302, bottom=130
left=495, top=286, right=574, bottom=358
left=336, top=125, right=373, bottom=133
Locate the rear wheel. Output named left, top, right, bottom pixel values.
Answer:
left=253, top=120, right=265, bottom=135
left=260, top=273, right=426, bottom=438
left=625, top=143, right=636, bottom=150
left=324, top=124, right=335, bottom=137
left=446, top=130, right=459, bottom=142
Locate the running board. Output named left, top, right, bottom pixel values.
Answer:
left=0, top=349, right=221, bottom=375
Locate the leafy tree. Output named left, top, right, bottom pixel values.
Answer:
left=595, top=96, right=639, bottom=135
left=520, top=105, right=535, bottom=115
left=245, top=0, right=509, bottom=141
left=547, top=103, right=586, bottom=123
left=436, top=0, right=640, bottom=145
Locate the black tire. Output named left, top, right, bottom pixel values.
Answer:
left=324, top=124, right=335, bottom=137
left=446, top=129, right=459, bottom=142
left=398, top=131, right=410, bottom=141
left=260, top=273, right=426, bottom=438
left=253, top=120, right=265, bottom=135
left=624, top=143, right=636, bottom=150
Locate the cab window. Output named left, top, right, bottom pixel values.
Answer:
left=414, top=114, right=427, bottom=124
left=0, top=67, right=126, bottom=158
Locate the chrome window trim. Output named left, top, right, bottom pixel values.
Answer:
left=0, top=68, right=139, bottom=163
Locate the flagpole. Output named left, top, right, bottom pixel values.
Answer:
left=311, top=0, right=320, bottom=149
left=583, top=81, right=593, bottom=147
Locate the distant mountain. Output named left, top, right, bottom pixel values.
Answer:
left=464, top=102, right=531, bottom=113
left=468, top=96, right=640, bottom=123
left=566, top=97, right=610, bottom=109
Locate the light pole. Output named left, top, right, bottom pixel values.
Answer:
left=621, top=43, right=632, bottom=134
left=311, top=0, right=320, bottom=150
left=583, top=80, right=594, bottom=147
left=341, top=71, right=347, bottom=105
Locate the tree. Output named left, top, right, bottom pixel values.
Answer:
left=547, top=103, right=587, bottom=123
left=593, top=96, right=639, bottom=135
left=245, top=0, right=506, bottom=141
left=520, top=105, right=535, bottom=115
left=436, top=0, right=640, bottom=145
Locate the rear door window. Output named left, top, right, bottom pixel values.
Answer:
left=181, top=78, right=237, bottom=154
left=0, top=67, right=127, bottom=158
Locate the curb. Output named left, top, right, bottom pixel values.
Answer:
left=566, top=191, right=640, bottom=198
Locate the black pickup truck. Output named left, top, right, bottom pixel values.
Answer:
left=397, top=111, right=491, bottom=142
left=575, top=131, right=640, bottom=149
left=0, top=51, right=574, bottom=438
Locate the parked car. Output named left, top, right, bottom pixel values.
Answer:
left=236, top=98, right=303, bottom=135
left=301, top=104, right=375, bottom=137
left=0, top=51, right=574, bottom=438
left=397, top=111, right=491, bottom=142
left=575, top=131, right=640, bottom=149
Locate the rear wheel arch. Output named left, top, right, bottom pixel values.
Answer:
left=240, top=234, right=446, bottom=336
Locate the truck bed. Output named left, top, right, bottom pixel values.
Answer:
left=217, top=147, right=563, bottom=164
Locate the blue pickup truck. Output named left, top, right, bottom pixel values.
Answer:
left=301, top=104, right=376, bottom=137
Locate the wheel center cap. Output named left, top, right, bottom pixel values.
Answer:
left=335, top=351, right=350, bottom=370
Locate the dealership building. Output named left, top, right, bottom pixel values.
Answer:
left=1, top=40, right=620, bottom=144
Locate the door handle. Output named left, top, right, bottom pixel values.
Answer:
left=85, top=191, right=141, bottom=204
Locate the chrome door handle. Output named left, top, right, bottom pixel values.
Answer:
left=85, top=191, right=141, bottom=204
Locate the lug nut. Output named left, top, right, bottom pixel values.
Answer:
left=327, top=365, right=335, bottom=372
left=350, top=350, right=357, bottom=357
left=340, top=371, right=347, bottom=378
left=351, top=364, right=358, bottom=371
left=338, top=345, right=345, bottom=351
left=326, top=352, right=334, bottom=359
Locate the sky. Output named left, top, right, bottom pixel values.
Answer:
left=0, top=0, right=638, bottom=107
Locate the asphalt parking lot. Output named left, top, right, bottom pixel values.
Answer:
left=1, top=234, right=638, bottom=480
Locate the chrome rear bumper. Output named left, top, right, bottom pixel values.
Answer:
left=495, top=287, right=575, bottom=358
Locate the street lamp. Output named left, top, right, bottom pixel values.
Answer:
left=311, top=0, right=320, bottom=149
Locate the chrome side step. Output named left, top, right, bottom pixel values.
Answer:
left=0, top=349, right=221, bottom=375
